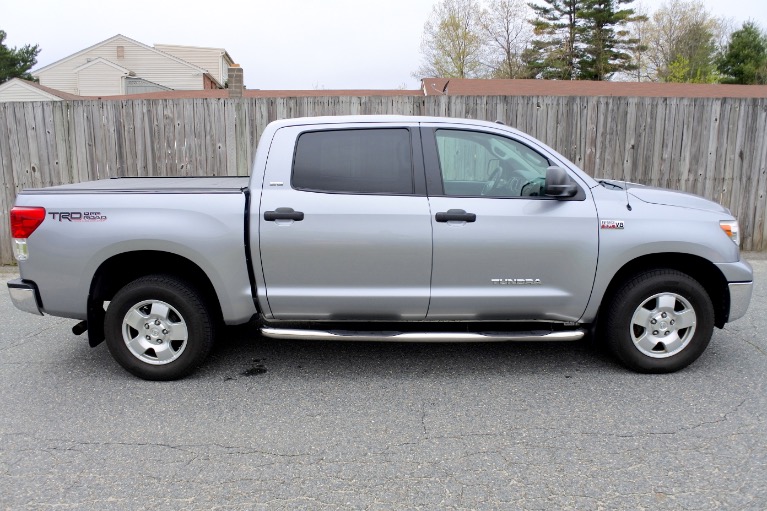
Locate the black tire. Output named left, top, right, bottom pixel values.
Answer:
left=104, top=275, right=214, bottom=380
left=603, top=269, right=714, bottom=373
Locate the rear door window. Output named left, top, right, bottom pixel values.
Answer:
left=292, top=128, right=414, bottom=194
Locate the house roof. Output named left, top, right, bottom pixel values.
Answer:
left=154, top=43, right=235, bottom=66
left=33, top=34, right=211, bottom=77
left=421, top=78, right=767, bottom=98
left=95, top=88, right=422, bottom=100
left=0, top=78, right=83, bottom=100
left=73, top=57, right=130, bottom=74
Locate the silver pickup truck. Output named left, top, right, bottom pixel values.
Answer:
left=7, top=116, right=753, bottom=380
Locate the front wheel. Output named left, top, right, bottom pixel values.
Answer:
left=603, top=269, right=714, bottom=373
left=104, top=275, right=214, bottom=380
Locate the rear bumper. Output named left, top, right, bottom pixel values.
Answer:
left=728, top=281, right=752, bottom=322
left=7, top=279, right=43, bottom=316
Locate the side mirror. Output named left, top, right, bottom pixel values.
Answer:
left=544, top=166, right=577, bottom=198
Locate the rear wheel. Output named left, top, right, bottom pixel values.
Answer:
left=104, top=275, right=214, bottom=380
left=604, top=269, right=714, bottom=373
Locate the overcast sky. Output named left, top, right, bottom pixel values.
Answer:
left=3, top=0, right=767, bottom=91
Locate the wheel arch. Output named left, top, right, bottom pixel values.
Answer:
left=599, top=253, right=730, bottom=329
left=86, top=251, right=224, bottom=347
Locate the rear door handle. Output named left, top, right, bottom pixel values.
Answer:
left=435, top=209, right=476, bottom=223
left=264, top=207, right=304, bottom=221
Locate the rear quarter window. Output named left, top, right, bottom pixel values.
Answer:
left=292, top=128, right=414, bottom=194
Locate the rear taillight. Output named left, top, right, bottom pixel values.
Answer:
left=10, top=207, right=46, bottom=261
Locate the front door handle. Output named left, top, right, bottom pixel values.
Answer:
left=264, top=207, right=304, bottom=221
left=435, top=209, right=476, bottom=223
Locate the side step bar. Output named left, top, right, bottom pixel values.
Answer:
left=260, top=327, right=585, bottom=343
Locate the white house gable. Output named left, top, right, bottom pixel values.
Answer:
left=0, top=79, right=63, bottom=102
left=75, top=58, right=129, bottom=96
left=33, top=34, right=211, bottom=96
left=154, top=44, right=234, bottom=87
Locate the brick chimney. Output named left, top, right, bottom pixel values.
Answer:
left=228, top=64, right=244, bottom=98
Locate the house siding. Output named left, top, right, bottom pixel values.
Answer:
left=0, top=82, right=62, bottom=102
left=77, top=62, right=125, bottom=96
left=154, top=45, right=229, bottom=86
left=35, top=36, right=205, bottom=95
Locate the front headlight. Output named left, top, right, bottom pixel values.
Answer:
left=720, top=220, right=740, bottom=246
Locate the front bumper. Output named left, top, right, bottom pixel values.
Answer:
left=7, top=279, right=43, bottom=316
left=728, top=281, right=752, bottom=322
left=714, top=259, right=754, bottom=323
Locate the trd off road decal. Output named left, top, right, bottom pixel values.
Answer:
left=49, top=211, right=107, bottom=222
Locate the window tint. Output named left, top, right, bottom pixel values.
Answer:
left=435, top=129, right=551, bottom=197
left=292, top=129, right=414, bottom=194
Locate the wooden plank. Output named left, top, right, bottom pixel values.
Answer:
left=719, top=100, right=741, bottom=210
left=756, top=101, right=767, bottom=250
left=133, top=100, right=147, bottom=177
left=141, top=100, right=156, bottom=177
left=37, top=102, right=55, bottom=187
left=648, top=98, right=667, bottom=188
left=50, top=102, right=70, bottom=185
left=214, top=99, right=227, bottom=176
left=726, top=100, right=750, bottom=216
left=676, top=98, right=694, bottom=193
left=747, top=99, right=767, bottom=250
left=12, top=103, right=33, bottom=192
left=163, top=100, right=176, bottom=176
left=235, top=100, right=249, bottom=176
left=666, top=98, right=684, bottom=190
left=632, top=97, right=650, bottom=185
left=153, top=100, right=167, bottom=176
left=193, top=99, right=206, bottom=175
left=224, top=99, right=237, bottom=176
left=583, top=97, right=598, bottom=175
left=611, top=98, right=628, bottom=181
left=23, top=103, right=43, bottom=188
left=169, top=100, right=185, bottom=175
left=687, top=99, right=706, bottom=193
left=0, top=105, right=16, bottom=264
left=707, top=98, right=730, bottom=202
left=621, top=97, right=637, bottom=181
left=89, top=102, right=106, bottom=179
left=702, top=99, right=722, bottom=198
left=69, top=103, right=86, bottom=184
left=181, top=99, right=196, bottom=175
left=658, top=97, right=676, bottom=189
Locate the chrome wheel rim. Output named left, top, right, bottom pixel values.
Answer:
left=121, top=300, right=188, bottom=365
left=630, top=292, right=697, bottom=358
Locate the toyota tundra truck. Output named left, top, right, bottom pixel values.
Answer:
left=7, top=115, right=753, bottom=380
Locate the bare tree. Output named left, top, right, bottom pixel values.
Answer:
left=479, top=0, right=534, bottom=78
left=643, top=0, right=726, bottom=82
left=625, top=3, right=651, bottom=81
left=414, top=0, right=488, bottom=78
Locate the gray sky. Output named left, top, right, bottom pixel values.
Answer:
left=3, top=0, right=767, bottom=91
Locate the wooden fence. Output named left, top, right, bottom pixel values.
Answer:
left=1, top=95, right=766, bottom=264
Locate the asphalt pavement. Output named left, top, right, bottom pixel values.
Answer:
left=0, top=259, right=765, bottom=510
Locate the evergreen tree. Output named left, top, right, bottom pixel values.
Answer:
left=0, top=30, right=40, bottom=84
left=579, top=0, right=642, bottom=80
left=526, top=0, right=642, bottom=80
left=717, top=21, right=767, bottom=84
left=526, top=0, right=583, bottom=79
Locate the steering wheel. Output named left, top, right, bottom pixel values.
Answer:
left=520, top=177, right=546, bottom=196
left=481, top=167, right=503, bottom=196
